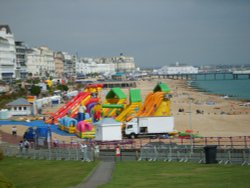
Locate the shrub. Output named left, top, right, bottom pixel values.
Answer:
left=30, top=85, right=41, bottom=96
left=56, top=84, right=69, bottom=91
left=0, top=148, right=4, bottom=160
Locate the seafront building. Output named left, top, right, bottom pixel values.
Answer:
left=40, top=46, right=55, bottom=77
left=76, top=58, right=115, bottom=76
left=159, top=62, right=198, bottom=75
left=15, top=41, right=28, bottom=79
left=0, top=25, right=16, bottom=81
left=95, top=54, right=136, bottom=73
left=26, top=46, right=55, bottom=77
left=26, top=48, right=40, bottom=76
left=76, top=54, right=136, bottom=76
left=0, top=25, right=137, bottom=80
left=54, top=52, right=64, bottom=77
left=26, top=51, right=136, bottom=79
left=62, top=52, right=76, bottom=78
left=114, top=55, right=135, bottom=73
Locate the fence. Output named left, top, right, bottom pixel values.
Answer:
left=139, top=144, right=250, bottom=165
left=0, top=143, right=95, bottom=161
left=1, top=132, right=250, bottom=149
left=61, top=136, right=249, bottom=150
left=1, top=136, right=250, bottom=165
left=132, top=136, right=250, bottom=149
left=1, top=143, right=250, bottom=165
left=51, top=136, right=250, bottom=150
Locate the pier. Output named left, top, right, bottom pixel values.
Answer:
left=153, top=72, right=250, bottom=81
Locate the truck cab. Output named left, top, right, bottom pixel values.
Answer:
left=125, top=121, right=138, bottom=139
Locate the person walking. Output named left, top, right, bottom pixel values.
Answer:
left=24, top=140, right=30, bottom=152
left=53, top=138, right=59, bottom=147
left=19, top=140, right=24, bottom=153
left=12, top=126, right=17, bottom=136
left=80, top=142, right=90, bottom=162
left=94, top=142, right=100, bottom=160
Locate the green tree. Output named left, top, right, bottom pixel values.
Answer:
left=26, top=78, right=40, bottom=84
left=18, top=88, right=27, bottom=96
left=56, top=84, right=69, bottom=91
left=33, top=78, right=40, bottom=84
left=30, top=85, right=41, bottom=96
left=76, top=83, right=82, bottom=90
left=0, top=149, right=4, bottom=160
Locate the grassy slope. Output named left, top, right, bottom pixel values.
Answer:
left=0, top=157, right=98, bottom=188
left=100, top=161, right=250, bottom=188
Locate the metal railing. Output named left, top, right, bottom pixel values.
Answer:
left=0, top=144, right=94, bottom=161
left=138, top=144, right=250, bottom=165
left=1, top=134, right=250, bottom=149
left=1, top=136, right=250, bottom=165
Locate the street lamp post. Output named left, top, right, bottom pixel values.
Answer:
left=189, top=96, right=193, bottom=131
left=188, top=95, right=193, bottom=152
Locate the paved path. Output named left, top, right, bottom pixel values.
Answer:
left=75, top=161, right=115, bottom=188
left=0, top=130, right=22, bottom=144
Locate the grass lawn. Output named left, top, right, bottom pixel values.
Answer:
left=0, top=157, right=98, bottom=188
left=100, top=161, right=250, bottom=188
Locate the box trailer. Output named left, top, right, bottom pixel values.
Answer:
left=124, top=116, right=174, bottom=138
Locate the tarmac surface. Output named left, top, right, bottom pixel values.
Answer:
left=0, top=120, right=74, bottom=136
left=75, top=161, right=115, bottom=188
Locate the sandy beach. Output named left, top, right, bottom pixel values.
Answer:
left=1, top=78, right=250, bottom=143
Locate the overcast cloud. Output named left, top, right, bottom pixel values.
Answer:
left=0, top=0, right=250, bottom=68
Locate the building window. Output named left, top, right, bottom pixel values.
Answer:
left=23, top=106, right=27, bottom=110
left=14, top=107, right=17, bottom=111
left=19, top=107, right=22, bottom=110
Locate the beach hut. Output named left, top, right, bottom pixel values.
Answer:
left=6, top=98, right=32, bottom=116
left=94, top=118, right=122, bottom=141
left=51, top=95, right=61, bottom=105
left=0, top=109, right=11, bottom=119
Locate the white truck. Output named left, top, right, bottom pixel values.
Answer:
left=124, top=116, right=175, bottom=139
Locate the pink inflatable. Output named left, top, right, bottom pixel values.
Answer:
left=76, top=121, right=92, bottom=132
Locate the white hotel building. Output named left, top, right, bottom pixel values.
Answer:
left=26, top=46, right=55, bottom=77
left=26, top=48, right=40, bottom=76
left=62, top=52, right=76, bottom=77
left=159, top=62, right=198, bottom=75
left=76, top=58, right=115, bottom=75
left=0, top=25, right=16, bottom=80
left=76, top=55, right=135, bottom=76
left=95, top=55, right=136, bottom=73
left=15, top=41, right=28, bottom=79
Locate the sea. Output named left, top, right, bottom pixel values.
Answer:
left=187, top=74, right=250, bottom=101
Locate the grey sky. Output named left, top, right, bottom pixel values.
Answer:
left=1, top=0, right=250, bottom=68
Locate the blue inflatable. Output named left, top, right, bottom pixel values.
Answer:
left=23, top=126, right=52, bottom=148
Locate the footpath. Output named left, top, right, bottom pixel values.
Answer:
left=75, top=161, right=115, bottom=188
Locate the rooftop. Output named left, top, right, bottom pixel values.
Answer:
left=7, top=98, right=32, bottom=106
